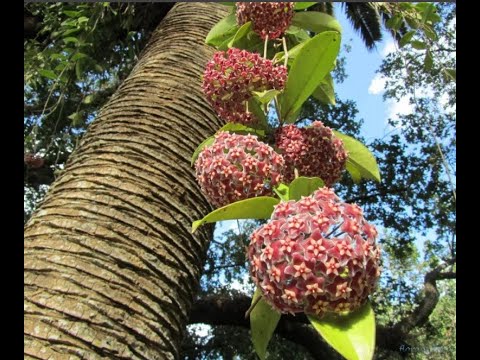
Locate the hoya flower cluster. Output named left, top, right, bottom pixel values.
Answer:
left=236, top=2, right=295, bottom=40
left=275, top=121, right=348, bottom=186
left=248, top=188, right=381, bottom=316
left=195, top=132, right=284, bottom=207
left=202, top=48, right=287, bottom=125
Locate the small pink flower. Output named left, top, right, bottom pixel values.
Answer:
left=236, top=2, right=295, bottom=40
left=202, top=48, right=287, bottom=125
left=275, top=122, right=348, bottom=186
left=248, top=188, right=380, bottom=315
left=195, top=132, right=284, bottom=207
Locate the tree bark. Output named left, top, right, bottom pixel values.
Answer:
left=24, top=3, right=228, bottom=359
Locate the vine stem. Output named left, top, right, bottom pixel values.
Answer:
left=263, top=35, right=269, bottom=59
left=245, top=295, right=262, bottom=319
left=282, top=37, right=289, bottom=67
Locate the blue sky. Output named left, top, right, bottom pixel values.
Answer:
left=334, top=4, right=400, bottom=143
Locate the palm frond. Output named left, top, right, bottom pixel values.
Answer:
left=344, top=2, right=382, bottom=50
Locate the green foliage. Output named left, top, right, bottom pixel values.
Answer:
left=291, top=11, right=342, bottom=34
left=312, top=73, right=336, bottom=105
left=280, top=31, right=341, bottom=123
left=333, top=131, right=381, bottom=182
left=294, top=2, right=318, bottom=11
left=308, top=303, right=375, bottom=360
left=288, top=177, right=324, bottom=200
left=192, top=197, right=279, bottom=233
left=250, top=288, right=281, bottom=360
left=205, top=13, right=238, bottom=48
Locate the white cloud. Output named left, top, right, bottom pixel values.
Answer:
left=386, top=96, right=414, bottom=121
left=381, top=40, right=397, bottom=57
left=368, top=74, right=387, bottom=95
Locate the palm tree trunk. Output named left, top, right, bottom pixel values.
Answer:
left=24, top=3, right=228, bottom=359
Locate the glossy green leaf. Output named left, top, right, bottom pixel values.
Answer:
left=281, top=31, right=340, bottom=123
left=399, top=30, right=415, bottom=48
left=192, top=197, right=279, bottom=233
left=292, top=12, right=342, bottom=34
left=333, top=131, right=381, bottom=182
left=250, top=288, right=281, bottom=360
left=273, top=183, right=290, bottom=201
left=38, top=69, right=57, bottom=80
left=346, top=163, right=362, bottom=184
left=217, top=122, right=265, bottom=137
left=219, top=2, right=235, bottom=6
left=75, top=60, right=83, bottom=80
left=252, top=89, right=281, bottom=105
left=191, top=136, right=215, bottom=167
left=248, top=98, right=269, bottom=130
left=294, top=2, right=317, bottom=10
left=289, top=177, right=324, bottom=200
left=308, top=302, right=376, bottom=360
left=228, top=21, right=251, bottom=48
left=312, top=73, right=335, bottom=105
left=205, top=14, right=238, bottom=47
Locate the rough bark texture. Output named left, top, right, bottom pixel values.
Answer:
left=24, top=3, right=228, bottom=359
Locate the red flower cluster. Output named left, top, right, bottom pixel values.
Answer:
left=275, top=121, right=348, bottom=186
left=24, top=153, right=45, bottom=169
left=195, top=132, right=284, bottom=207
left=202, top=48, right=287, bottom=125
left=236, top=2, right=295, bottom=40
left=248, top=187, right=381, bottom=316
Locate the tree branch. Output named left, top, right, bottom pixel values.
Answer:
left=188, top=259, right=456, bottom=357
left=393, top=258, right=456, bottom=334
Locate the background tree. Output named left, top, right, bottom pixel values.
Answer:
left=24, top=2, right=455, bottom=359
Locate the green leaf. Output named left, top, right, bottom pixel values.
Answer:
left=217, top=123, right=265, bottom=137
left=252, top=89, right=281, bottom=105
left=308, top=302, right=376, bottom=360
left=191, top=197, right=279, bottom=233
left=63, top=10, right=80, bottom=18
left=424, top=49, right=433, bottom=71
left=312, top=73, right=335, bottom=105
left=292, top=12, right=342, bottom=34
left=63, top=37, right=79, bottom=44
left=250, top=288, right=281, bottom=360
left=273, top=183, right=290, bottom=201
left=75, top=61, right=83, bottom=80
left=333, top=131, right=381, bottom=182
left=385, top=15, right=402, bottom=31
left=248, top=98, right=269, bottom=130
left=83, top=94, right=94, bottom=104
left=443, top=68, right=456, bottom=82
left=71, top=52, right=88, bottom=62
left=399, top=30, right=415, bottom=48
left=346, top=163, right=362, bottom=184
left=38, top=69, right=57, bottom=80
left=205, top=14, right=239, bottom=47
left=280, top=31, right=340, bottom=123
left=219, top=2, right=235, bottom=6
left=289, top=177, right=324, bottom=200
left=228, top=21, right=251, bottom=48
left=294, top=2, right=318, bottom=10
left=411, top=40, right=426, bottom=50
left=191, top=136, right=215, bottom=167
